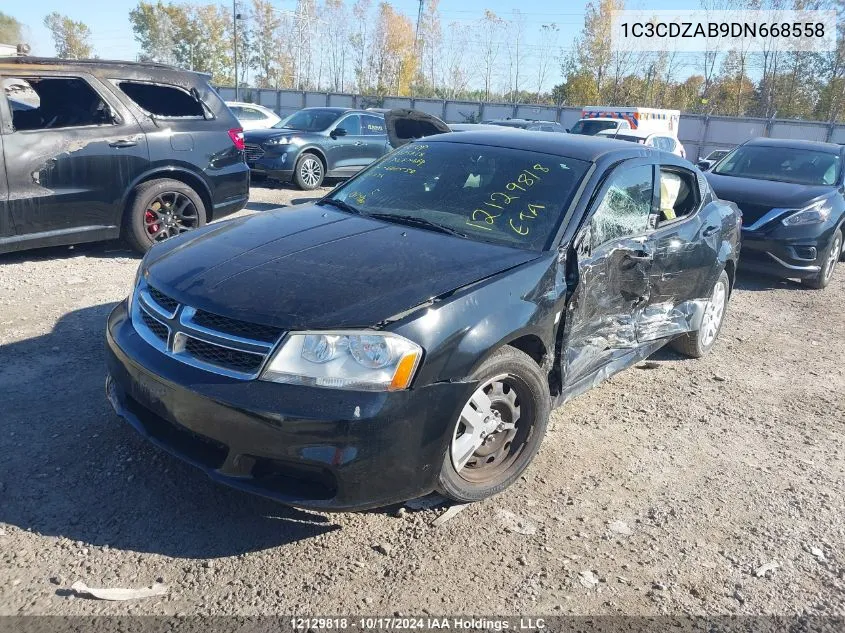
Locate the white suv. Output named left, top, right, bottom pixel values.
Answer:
left=596, top=128, right=686, bottom=159
left=226, top=101, right=282, bottom=130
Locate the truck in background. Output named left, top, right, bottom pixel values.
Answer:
left=569, top=106, right=681, bottom=137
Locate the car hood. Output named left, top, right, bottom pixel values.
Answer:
left=705, top=172, right=834, bottom=208
left=243, top=128, right=319, bottom=142
left=144, top=206, right=540, bottom=330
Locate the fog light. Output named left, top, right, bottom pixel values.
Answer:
left=791, top=246, right=817, bottom=261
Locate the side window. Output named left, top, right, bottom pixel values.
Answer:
left=590, top=165, right=654, bottom=248
left=228, top=106, right=243, bottom=117
left=240, top=107, right=266, bottom=121
left=337, top=114, right=361, bottom=135
left=361, top=115, right=385, bottom=136
left=118, top=81, right=204, bottom=117
left=658, top=167, right=701, bottom=223
left=3, top=76, right=115, bottom=131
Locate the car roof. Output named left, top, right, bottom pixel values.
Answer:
left=422, top=129, right=653, bottom=162
left=597, top=129, right=669, bottom=139
left=226, top=101, right=273, bottom=109
left=0, top=56, right=210, bottom=81
left=298, top=107, right=379, bottom=116
left=743, top=137, right=843, bottom=154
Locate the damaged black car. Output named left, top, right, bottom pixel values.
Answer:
left=0, top=57, right=249, bottom=255
left=106, top=117, right=740, bottom=510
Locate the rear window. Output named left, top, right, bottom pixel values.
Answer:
left=571, top=120, right=620, bottom=135
left=118, top=81, right=204, bottom=117
left=327, top=142, right=590, bottom=251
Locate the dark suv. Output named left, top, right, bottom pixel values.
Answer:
left=0, top=57, right=249, bottom=254
left=243, top=107, right=389, bottom=189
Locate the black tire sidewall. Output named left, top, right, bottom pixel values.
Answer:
left=806, top=229, right=842, bottom=289
left=127, top=179, right=206, bottom=253
left=294, top=153, right=324, bottom=190
left=437, top=347, right=551, bottom=503
left=695, top=269, right=730, bottom=356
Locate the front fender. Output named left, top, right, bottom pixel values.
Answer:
left=392, top=255, right=562, bottom=386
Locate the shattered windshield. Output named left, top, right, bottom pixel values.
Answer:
left=325, top=142, right=590, bottom=251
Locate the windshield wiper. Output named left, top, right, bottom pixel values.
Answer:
left=367, top=213, right=468, bottom=238
left=317, top=198, right=363, bottom=215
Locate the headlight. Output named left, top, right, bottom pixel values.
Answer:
left=265, top=136, right=291, bottom=146
left=261, top=331, right=422, bottom=391
left=781, top=199, right=833, bottom=226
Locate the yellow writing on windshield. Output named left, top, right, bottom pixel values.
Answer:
left=465, top=164, right=549, bottom=237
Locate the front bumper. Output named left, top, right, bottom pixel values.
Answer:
left=740, top=222, right=841, bottom=280
left=246, top=146, right=296, bottom=180
left=105, top=300, right=472, bottom=511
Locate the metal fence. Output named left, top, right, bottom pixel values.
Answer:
left=218, top=86, right=845, bottom=161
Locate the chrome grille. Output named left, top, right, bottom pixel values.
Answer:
left=183, top=337, right=265, bottom=373
left=148, top=285, right=179, bottom=314
left=244, top=143, right=264, bottom=162
left=140, top=308, right=169, bottom=342
left=131, top=279, right=282, bottom=379
left=192, top=309, right=283, bottom=343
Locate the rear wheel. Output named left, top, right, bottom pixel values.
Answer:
left=124, top=179, right=206, bottom=253
left=293, top=153, right=325, bottom=190
left=437, top=346, right=550, bottom=503
left=804, top=229, right=842, bottom=290
left=671, top=269, right=730, bottom=358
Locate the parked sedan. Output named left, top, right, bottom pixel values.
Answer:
left=706, top=138, right=844, bottom=289
left=243, top=107, right=390, bottom=189
left=696, top=149, right=730, bottom=171
left=596, top=128, right=686, bottom=158
left=106, top=121, right=739, bottom=511
left=225, top=101, right=281, bottom=130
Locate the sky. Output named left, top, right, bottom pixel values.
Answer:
left=6, top=0, right=701, bottom=89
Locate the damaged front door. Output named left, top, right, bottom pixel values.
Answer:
left=1, top=73, right=149, bottom=243
left=561, top=160, right=657, bottom=386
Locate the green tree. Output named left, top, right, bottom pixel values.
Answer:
left=0, top=12, right=25, bottom=45
left=43, top=12, right=93, bottom=59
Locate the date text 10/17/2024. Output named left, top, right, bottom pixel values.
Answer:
left=290, top=617, right=548, bottom=631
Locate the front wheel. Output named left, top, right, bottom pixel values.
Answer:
left=293, top=153, right=325, bottom=190
left=671, top=269, right=730, bottom=358
left=437, top=346, right=550, bottom=503
left=804, top=229, right=842, bottom=290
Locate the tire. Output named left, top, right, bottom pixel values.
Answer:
left=804, top=229, right=842, bottom=290
left=124, top=179, right=206, bottom=253
left=437, top=346, right=551, bottom=504
left=293, top=153, right=325, bottom=190
left=671, top=269, right=730, bottom=359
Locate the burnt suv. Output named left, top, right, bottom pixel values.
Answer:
left=0, top=57, right=249, bottom=254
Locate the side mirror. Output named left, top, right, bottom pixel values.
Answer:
left=565, top=128, right=570, bottom=133
left=331, top=127, right=348, bottom=138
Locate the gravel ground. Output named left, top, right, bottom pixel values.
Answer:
left=0, top=183, right=843, bottom=617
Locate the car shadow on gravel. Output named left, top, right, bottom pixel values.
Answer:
left=0, top=240, right=139, bottom=265
left=734, top=270, right=805, bottom=291
left=0, top=303, right=339, bottom=559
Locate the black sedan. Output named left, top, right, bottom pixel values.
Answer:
left=105, top=123, right=740, bottom=511
left=706, top=138, right=844, bottom=289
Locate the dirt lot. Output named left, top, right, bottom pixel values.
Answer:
left=0, top=182, right=843, bottom=617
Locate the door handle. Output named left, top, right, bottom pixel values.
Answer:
left=354, top=141, right=365, bottom=146
left=624, top=250, right=652, bottom=262
left=109, top=139, right=138, bottom=148
left=702, top=225, right=719, bottom=237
